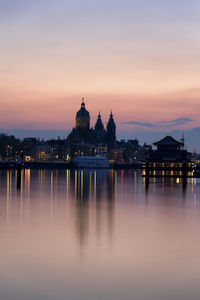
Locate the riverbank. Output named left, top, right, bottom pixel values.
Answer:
left=0, top=161, right=142, bottom=170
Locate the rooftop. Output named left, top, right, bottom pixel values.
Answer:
left=154, top=136, right=183, bottom=146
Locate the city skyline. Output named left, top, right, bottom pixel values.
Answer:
left=1, top=97, right=200, bottom=151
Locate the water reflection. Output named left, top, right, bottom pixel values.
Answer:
left=0, top=170, right=200, bottom=300
left=0, top=169, right=117, bottom=246
left=1, top=169, right=200, bottom=226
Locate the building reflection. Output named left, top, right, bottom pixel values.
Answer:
left=106, top=170, right=115, bottom=243
left=69, top=169, right=116, bottom=249
left=73, top=170, right=90, bottom=248
left=0, top=169, right=200, bottom=245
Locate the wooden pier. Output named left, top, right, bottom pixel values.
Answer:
left=143, top=162, right=199, bottom=189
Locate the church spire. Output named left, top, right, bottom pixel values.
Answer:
left=81, top=97, right=85, bottom=108
left=95, top=111, right=104, bottom=131
left=106, top=111, right=116, bottom=144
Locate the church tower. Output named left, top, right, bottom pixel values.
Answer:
left=95, top=112, right=104, bottom=131
left=76, top=98, right=90, bottom=130
left=106, top=111, right=116, bottom=144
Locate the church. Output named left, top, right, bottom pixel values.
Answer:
left=66, top=98, right=116, bottom=156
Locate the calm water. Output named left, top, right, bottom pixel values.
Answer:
left=0, top=169, right=200, bottom=300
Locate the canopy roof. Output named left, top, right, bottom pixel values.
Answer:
left=154, top=136, right=183, bottom=147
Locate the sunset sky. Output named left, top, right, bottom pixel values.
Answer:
left=1, top=0, right=200, bottom=143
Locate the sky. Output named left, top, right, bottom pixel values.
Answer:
left=1, top=0, right=200, bottom=148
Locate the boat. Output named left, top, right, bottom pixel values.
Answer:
left=73, top=156, right=109, bottom=168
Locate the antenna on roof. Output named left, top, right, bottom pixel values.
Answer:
left=180, top=132, right=185, bottom=149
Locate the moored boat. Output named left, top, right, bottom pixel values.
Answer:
left=73, top=156, right=109, bottom=168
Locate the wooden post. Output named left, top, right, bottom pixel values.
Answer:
left=17, top=159, right=21, bottom=189
left=182, top=161, right=187, bottom=189
left=145, top=162, right=149, bottom=190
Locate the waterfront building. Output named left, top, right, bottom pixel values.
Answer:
left=109, top=139, right=151, bottom=163
left=95, top=143, right=108, bottom=157
left=22, top=137, right=66, bottom=162
left=149, top=136, right=190, bottom=163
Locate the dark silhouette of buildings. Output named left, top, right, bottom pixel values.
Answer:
left=149, top=136, right=190, bottom=162
left=106, top=111, right=116, bottom=146
left=76, top=98, right=90, bottom=130
left=0, top=99, right=194, bottom=165
left=0, top=134, right=22, bottom=160
left=66, top=98, right=116, bottom=157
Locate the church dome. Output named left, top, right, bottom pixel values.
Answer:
left=76, top=98, right=90, bottom=130
left=76, top=99, right=90, bottom=118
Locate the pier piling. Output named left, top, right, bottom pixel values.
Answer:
left=17, top=161, right=21, bottom=189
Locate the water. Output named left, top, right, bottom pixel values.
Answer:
left=0, top=169, right=200, bottom=300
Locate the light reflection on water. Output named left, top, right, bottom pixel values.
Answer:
left=0, top=169, right=200, bottom=300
